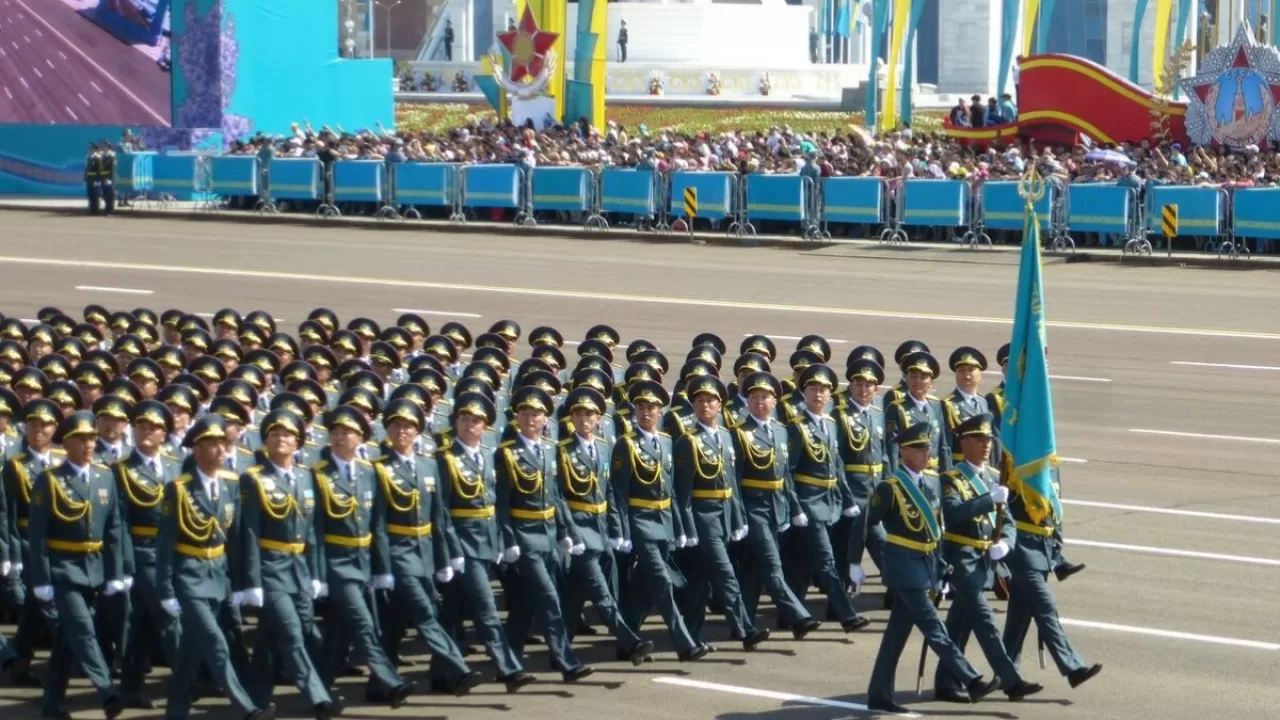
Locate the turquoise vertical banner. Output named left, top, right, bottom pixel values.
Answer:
left=1035, top=0, right=1057, bottom=51
left=997, top=0, right=1019, bottom=97
left=1130, top=0, right=1149, bottom=82
left=1172, top=0, right=1193, bottom=98
left=866, top=0, right=889, bottom=129
left=899, top=0, right=926, bottom=125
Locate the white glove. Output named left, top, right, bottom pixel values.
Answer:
left=686, top=537, right=700, bottom=548
left=939, top=582, right=951, bottom=597
left=620, top=540, right=633, bottom=553
left=231, top=591, right=244, bottom=607
left=989, top=540, right=1011, bottom=561
left=990, top=486, right=1010, bottom=504
left=450, top=556, right=465, bottom=573
left=558, top=537, right=574, bottom=553
left=842, top=504, right=861, bottom=518
left=675, top=534, right=688, bottom=549
left=105, top=579, right=126, bottom=596
left=570, top=542, right=585, bottom=556
left=373, top=574, right=396, bottom=591
left=311, top=580, right=323, bottom=599
left=435, top=566, right=455, bottom=584
left=848, top=564, right=867, bottom=591
left=317, top=583, right=329, bottom=599
left=13, top=563, right=23, bottom=576
left=121, top=576, right=134, bottom=592
left=161, top=598, right=181, bottom=617
left=608, top=537, right=624, bottom=552
left=243, top=588, right=265, bottom=608
left=1, top=561, right=11, bottom=578
left=33, top=585, right=53, bottom=602
left=730, top=526, right=748, bottom=542
left=791, top=513, right=809, bottom=529
left=502, top=546, right=521, bottom=564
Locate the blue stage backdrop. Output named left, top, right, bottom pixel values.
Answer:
left=0, top=0, right=392, bottom=196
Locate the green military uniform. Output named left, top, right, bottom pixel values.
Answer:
left=940, top=347, right=991, bottom=466
left=85, top=145, right=102, bottom=215
left=833, top=359, right=889, bottom=576
left=884, top=351, right=950, bottom=474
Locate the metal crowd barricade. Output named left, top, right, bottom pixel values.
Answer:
left=209, top=155, right=260, bottom=210
left=1064, top=183, right=1142, bottom=253
left=531, top=166, right=599, bottom=229
left=1227, top=187, right=1280, bottom=259
left=267, top=157, right=324, bottom=212
left=973, top=180, right=1057, bottom=249
left=669, top=171, right=735, bottom=235
left=598, top=168, right=660, bottom=232
left=327, top=160, right=389, bottom=219
left=901, top=179, right=970, bottom=244
left=150, top=153, right=202, bottom=208
left=743, top=174, right=819, bottom=239
left=462, top=164, right=532, bottom=226
left=393, top=162, right=463, bottom=222
left=114, top=152, right=154, bottom=206
left=820, top=177, right=891, bottom=240
left=1144, top=184, right=1227, bottom=256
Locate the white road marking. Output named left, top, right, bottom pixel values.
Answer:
left=11, top=41, right=17, bottom=49
left=742, top=333, right=849, bottom=344
left=1048, top=374, right=1112, bottom=383
left=21, top=33, right=27, bottom=42
left=44, top=57, right=52, bottom=68
left=1129, top=428, right=1280, bottom=445
left=1171, top=360, right=1280, bottom=371
left=2, top=87, right=9, bottom=100
left=58, top=50, right=66, bottom=60
left=1059, top=456, right=1088, bottom=463
left=2, top=255, right=1276, bottom=343
left=0, top=46, right=6, bottom=57
left=77, top=92, right=89, bottom=106
left=30, top=65, right=40, bottom=78
left=653, top=677, right=920, bottom=717
left=74, top=285, right=153, bottom=295
left=1060, top=618, right=1280, bottom=651
left=64, top=105, right=76, bottom=122
left=1066, top=538, right=1280, bottom=567
left=18, top=76, right=27, bottom=89
left=10, top=0, right=169, bottom=125
left=1063, top=499, right=1280, bottom=525
left=390, top=308, right=483, bottom=318
left=90, top=80, right=102, bottom=93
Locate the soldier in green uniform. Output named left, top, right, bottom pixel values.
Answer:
left=858, top=422, right=999, bottom=714
left=30, top=410, right=127, bottom=720
left=310, top=407, right=416, bottom=707
left=116, top=400, right=183, bottom=708
left=611, top=380, right=702, bottom=659
left=783, top=365, right=868, bottom=632
left=933, top=414, right=1043, bottom=702
left=881, top=340, right=929, bottom=410
left=157, top=415, right=274, bottom=720
left=940, top=347, right=990, bottom=466
left=884, top=351, right=950, bottom=475
left=99, top=143, right=117, bottom=216
left=730, top=372, right=820, bottom=638
left=494, top=386, right=591, bottom=683
left=3, top=399, right=65, bottom=686
left=833, top=358, right=888, bottom=585
left=372, top=399, right=485, bottom=695
left=85, top=143, right=102, bottom=215
left=91, top=395, right=134, bottom=676
left=673, top=375, right=768, bottom=652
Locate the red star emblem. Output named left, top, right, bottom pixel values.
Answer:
left=497, top=7, right=559, bottom=84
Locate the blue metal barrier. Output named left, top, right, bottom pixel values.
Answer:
left=981, top=181, right=1053, bottom=230
left=532, top=166, right=592, bottom=213
left=745, top=174, right=806, bottom=223
left=150, top=154, right=200, bottom=197
left=821, top=177, right=884, bottom=225
left=1145, top=185, right=1223, bottom=237
left=393, top=162, right=463, bottom=221
left=1066, top=183, right=1135, bottom=234
left=1231, top=188, right=1280, bottom=257
left=333, top=160, right=385, bottom=203
left=669, top=172, right=734, bottom=222
left=268, top=158, right=322, bottom=201
left=902, top=180, right=970, bottom=232
left=462, top=164, right=533, bottom=225
left=114, top=152, right=154, bottom=196
left=209, top=156, right=259, bottom=197
left=600, top=169, right=656, bottom=218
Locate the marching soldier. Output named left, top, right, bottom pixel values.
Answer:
left=884, top=351, right=950, bottom=474
left=310, top=407, right=416, bottom=707
left=611, top=380, right=702, bottom=659
left=673, top=375, right=768, bottom=652
left=940, top=347, right=990, bottom=466
left=857, top=422, right=999, bottom=714
left=783, top=365, right=868, bottom=632
left=496, top=386, right=592, bottom=682
left=882, top=340, right=929, bottom=410
left=933, top=414, right=1042, bottom=702
left=833, top=358, right=889, bottom=580
left=92, top=395, right=133, bottom=674
left=239, top=409, right=337, bottom=717
left=372, top=399, right=484, bottom=695
left=31, top=410, right=127, bottom=720
left=116, top=400, right=183, bottom=708
left=157, top=415, right=273, bottom=720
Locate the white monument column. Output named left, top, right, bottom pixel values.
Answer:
left=936, top=0, right=1000, bottom=95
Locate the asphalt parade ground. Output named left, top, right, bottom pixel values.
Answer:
left=0, top=209, right=1278, bottom=718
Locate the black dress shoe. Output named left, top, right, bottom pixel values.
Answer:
left=934, top=689, right=971, bottom=704
left=502, top=672, right=536, bottom=693
left=562, top=665, right=594, bottom=683
left=742, top=628, right=770, bottom=651
left=677, top=644, right=709, bottom=662
left=428, top=677, right=452, bottom=693
left=454, top=670, right=483, bottom=696
left=966, top=676, right=1001, bottom=703
left=104, top=695, right=125, bottom=720
left=1004, top=680, right=1044, bottom=700
left=775, top=618, right=792, bottom=631
left=340, top=664, right=365, bottom=677
left=1068, top=663, right=1102, bottom=689
left=122, top=693, right=155, bottom=710
left=628, top=639, right=655, bottom=665
left=866, top=699, right=909, bottom=714
left=386, top=681, right=416, bottom=709
left=842, top=616, right=871, bottom=633
left=1055, top=563, right=1087, bottom=582
left=245, top=704, right=277, bottom=720
left=791, top=618, right=821, bottom=640
left=40, top=711, right=71, bottom=720
left=313, top=699, right=343, bottom=720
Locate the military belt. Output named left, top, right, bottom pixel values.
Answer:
left=259, top=539, right=306, bottom=554
left=450, top=506, right=496, bottom=519
left=795, top=473, right=837, bottom=489
left=16, top=518, right=28, bottom=529
left=509, top=508, right=555, bottom=521
left=388, top=523, right=434, bottom=537
left=843, top=463, right=884, bottom=474
left=1014, top=521, right=1055, bottom=537
left=568, top=500, right=608, bottom=515
left=628, top=497, right=671, bottom=510
left=47, top=538, right=103, bottom=554
left=324, top=533, right=372, bottom=548
left=130, top=525, right=159, bottom=538
left=942, top=532, right=992, bottom=551
left=176, top=543, right=225, bottom=559
left=691, top=488, right=733, bottom=500
left=741, top=478, right=784, bottom=491
left=885, top=533, right=936, bottom=554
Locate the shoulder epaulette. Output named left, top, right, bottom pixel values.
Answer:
left=923, top=468, right=940, bottom=477
left=311, top=459, right=329, bottom=474
left=246, top=465, right=265, bottom=477
left=888, top=396, right=905, bottom=406
left=557, top=437, right=574, bottom=447
left=237, top=446, right=254, bottom=456
left=51, top=448, right=66, bottom=456
left=498, top=439, right=516, bottom=449
left=10, top=451, right=26, bottom=464
left=372, top=454, right=392, bottom=463
left=92, top=462, right=109, bottom=471
left=926, top=393, right=940, bottom=401
left=658, top=431, right=671, bottom=438
left=160, top=447, right=177, bottom=459
left=219, top=469, right=240, bottom=481
left=175, top=473, right=192, bottom=485
left=354, top=458, right=372, bottom=467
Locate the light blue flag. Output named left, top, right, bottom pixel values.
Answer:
left=836, top=0, right=852, bottom=38
left=1130, top=0, right=1149, bottom=83
left=1001, top=173, right=1063, bottom=526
